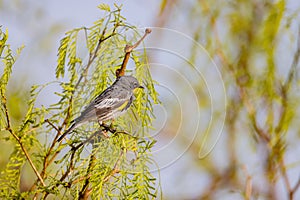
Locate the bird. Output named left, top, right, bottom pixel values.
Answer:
left=57, top=75, right=144, bottom=142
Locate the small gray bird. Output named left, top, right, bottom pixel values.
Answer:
left=57, top=75, right=143, bottom=142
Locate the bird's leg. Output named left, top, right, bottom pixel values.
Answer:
left=109, top=119, right=117, bottom=133
left=102, top=128, right=109, bottom=138
left=98, top=120, right=117, bottom=138
left=98, top=121, right=109, bottom=138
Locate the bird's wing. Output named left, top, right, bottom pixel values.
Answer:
left=94, top=93, right=132, bottom=121
left=74, top=86, right=132, bottom=123
left=73, top=86, right=115, bottom=123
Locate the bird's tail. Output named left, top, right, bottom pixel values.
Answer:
left=57, top=122, right=77, bottom=142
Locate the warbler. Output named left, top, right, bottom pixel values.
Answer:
left=57, top=75, right=144, bottom=142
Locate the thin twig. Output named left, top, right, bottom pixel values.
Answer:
left=59, top=16, right=119, bottom=136
left=43, top=119, right=62, bottom=173
left=42, top=145, right=78, bottom=199
left=274, top=26, right=300, bottom=200
left=36, top=19, right=120, bottom=192
left=275, top=26, right=300, bottom=135
left=85, top=151, right=123, bottom=197
left=242, top=165, right=253, bottom=200
left=278, top=160, right=292, bottom=199
left=43, top=129, right=105, bottom=198
left=116, top=28, right=152, bottom=77
left=1, top=94, right=46, bottom=187
left=45, top=119, right=60, bottom=133
left=103, top=151, right=123, bottom=183
left=238, top=86, right=270, bottom=142
left=78, top=154, right=96, bottom=200
left=103, top=168, right=120, bottom=182
left=291, top=175, right=300, bottom=199
left=284, top=25, right=300, bottom=91
left=31, top=119, right=62, bottom=192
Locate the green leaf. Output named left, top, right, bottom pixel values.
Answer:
left=0, top=146, right=26, bottom=198
left=98, top=3, right=111, bottom=12
left=0, top=28, right=8, bottom=56
left=56, top=34, right=71, bottom=78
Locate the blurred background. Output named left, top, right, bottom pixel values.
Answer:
left=1, top=0, right=300, bottom=199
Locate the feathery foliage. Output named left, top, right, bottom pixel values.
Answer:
left=157, top=0, right=300, bottom=199
left=0, top=4, right=160, bottom=199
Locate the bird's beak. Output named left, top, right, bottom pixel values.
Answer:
left=138, top=85, right=144, bottom=89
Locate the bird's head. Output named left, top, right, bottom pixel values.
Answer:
left=117, top=75, right=144, bottom=91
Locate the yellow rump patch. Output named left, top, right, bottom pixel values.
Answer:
left=118, top=100, right=129, bottom=111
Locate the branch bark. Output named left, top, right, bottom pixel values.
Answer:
left=116, top=28, right=152, bottom=77
left=1, top=93, right=46, bottom=187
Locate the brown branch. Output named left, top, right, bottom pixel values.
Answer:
left=41, top=125, right=132, bottom=198
left=48, top=125, right=122, bottom=195
left=13, top=134, right=46, bottom=186
left=290, top=175, right=300, bottom=199
left=68, top=127, right=108, bottom=152
left=1, top=94, right=46, bottom=187
left=272, top=26, right=300, bottom=200
left=214, top=24, right=270, bottom=143
left=83, top=151, right=123, bottom=198
left=30, top=119, right=62, bottom=192
left=74, top=12, right=115, bottom=90
left=278, top=159, right=292, bottom=200
left=116, top=28, right=152, bottom=77
left=102, top=151, right=123, bottom=183
left=42, top=129, right=106, bottom=199
left=76, top=124, right=123, bottom=199
left=34, top=20, right=121, bottom=192
left=284, top=25, right=300, bottom=91
left=242, top=165, right=253, bottom=200
left=66, top=128, right=133, bottom=188
left=58, top=15, right=120, bottom=140
left=103, top=168, right=120, bottom=182
left=42, top=145, right=78, bottom=199
left=238, top=86, right=270, bottom=142
left=40, top=24, right=150, bottom=199
left=78, top=154, right=96, bottom=200
left=275, top=26, right=300, bottom=136
left=212, top=6, right=299, bottom=200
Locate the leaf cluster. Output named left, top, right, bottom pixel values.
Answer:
left=0, top=4, right=160, bottom=199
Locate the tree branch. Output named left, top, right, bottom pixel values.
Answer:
left=284, top=25, right=300, bottom=91
left=290, top=175, right=300, bottom=199
left=82, top=151, right=123, bottom=198
left=34, top=21, right=121, bottom=192
left=1, top=94, right=46, bottom=187
left=78, top=154, right=96, bottom=200
left=116, top=28, right=152, bottom=77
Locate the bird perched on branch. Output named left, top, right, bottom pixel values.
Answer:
left=57, top=75, right=144, bottom=142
